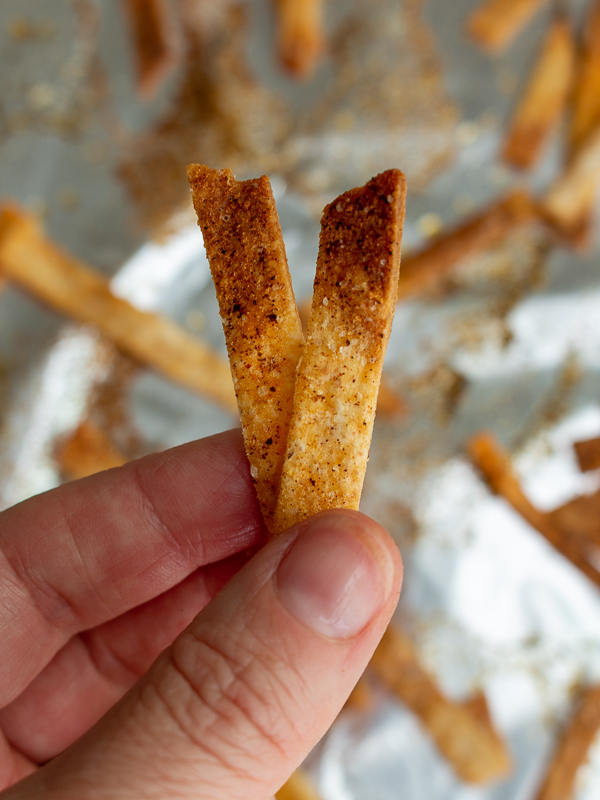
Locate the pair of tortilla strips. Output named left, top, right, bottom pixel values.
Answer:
left=189, top=165, right=406, bottom=536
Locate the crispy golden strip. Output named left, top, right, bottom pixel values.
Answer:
left=370, top=625, right=512, bottom=784
left=468, top=432, right=600, bottom=589
left=533, top=685, right=600, bottom=800
left=275, top=0, right=324, bottom=80
left=56, top=420, right=127, bottom=480
left=542, top=126, right=600, bottom=241
left=573, top=436, right=600, bottom=472
left=568, top=0, right=600, bottom=158
left=397, top=191, right=539, bottom=301
left=298, top=295, right=405, bottom=418
left=502, top=16, right=575, bottom=170
left=187, top=164, right=304, bottom=531
left=276, top=769, right=322, bottom=800
left=272, top=170, right=406, bottom=534
left=124, top=0, right=174, bottom=97
left=0, top=205, right=237, bottom=412
left=466, top=0, right=549, bottom=53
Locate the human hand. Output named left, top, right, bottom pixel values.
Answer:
left=0, top=429, right=402, bottom=799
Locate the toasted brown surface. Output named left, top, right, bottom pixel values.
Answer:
left=125, top=0, right=175, bottom=97
left=398, top=191, right=539, bottom=300
left=0, top=204, right=237, bottom=412
left=466, top=0, right=549, bottom=53
left=568, top=0, right=600, bottom=158
left=187, top=164, right=304, bottom=531
left=573, top=436, right=600, bottom=472
left=502, top=17, right=575, bottom=170
left=370, top=625, right=512, bottom=784
left=548, top=491, right=600, bottom=549
left=533, top=685, right=600, bottom=800
left=272, top=169, right=406, bottom=534
left=468, top=432, right=600, bottom=589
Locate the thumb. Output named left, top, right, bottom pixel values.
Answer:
left=9, top=509, right=402, bottom=800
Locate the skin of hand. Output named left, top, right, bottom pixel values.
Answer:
left=0, top=428, right=402, bottom=800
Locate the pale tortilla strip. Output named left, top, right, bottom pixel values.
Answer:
left=466, top=0, right=549, bottom=53
left=187, top=164, right=305, bottom=530
left=502, top=16, right=575, bottom=170
left=275, top=0, right=324, bottom=80
left=533, top=685, right=600, bottom=800
left=370, top=625, right=512, bottom=784
left=0, top=205, right=237, bottom=412
left=542, top=125, right=600, bottom=240
left=272, top=170, right=406, bottom=534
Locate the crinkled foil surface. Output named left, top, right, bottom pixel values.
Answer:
left=1, top=0, right=600, bottom=798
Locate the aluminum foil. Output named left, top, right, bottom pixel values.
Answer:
left=1, top=1, right=600, bottom=798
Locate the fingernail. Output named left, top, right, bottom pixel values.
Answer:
left=276, top=512, right=395, bottom=639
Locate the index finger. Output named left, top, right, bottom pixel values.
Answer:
left=0, top=428, right=265, bottom=708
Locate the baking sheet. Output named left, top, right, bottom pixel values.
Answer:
left=1, top=1, right=600, bottom=797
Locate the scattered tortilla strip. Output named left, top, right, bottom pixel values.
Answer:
left=56, top=420, right=127, bottom=480
left=344, top=675, right=374, bottom=711
left=187, top=164, right=304, bottom=531
left=533, top=685, right=600, bottom=800
left=298, top=295, right=405, bottom=418
left=548, top=491, right=600, bottom=550
left=502, top=16, right=575, bottom=170
left=568, top=0, right=600, bottom=158
left=574, top=436, right=600, bottom=472
left=273, top=170, right=406, bottom=534
left=275, top=0, right=324, bottom=79
left=468, top=432, right=600, bottom=589
left=276, top=769, right=322, bottom=800
left=370, top=625, right=512, bottom=784
left=124, top=0, right=175, bottom=97
left=397, top=191, right=539, bottom=301
left=466, top=0, right=549, bottom=53
left=542, top=126, right=600, bottom=243
left=0, top=204, right=237, bottom=412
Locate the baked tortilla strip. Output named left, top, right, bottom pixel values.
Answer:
left=124, top=0, right=175, bottom=98
left=397, top=191, right=539, bottom=301
left=568, top=0, right=600, bottom=158
left=298, top=295, right=405, bottom=418
left=533, top=685, right=600, bottom=800
left=502, top=16, right=575, bottom=170
left=370, top=625, right=512, bottom=784
left=542, top=125, right=600, bottom=241
left=0, top=205, right=237, bottom=412
left=466, top=0, right=549, bottom=53
left=275, top=0, right=324, bottom=80
left=573, top=436, right=600, bottom=472
left=273, top=170, right=406, bottom=534
left=56, top=420, right=127, bottom=481
left=187, top=164, right=304, bottom=530
left=276, top=769, right=322, bottom=800
left=548, top=491, right=600, bottom=549
left=468, top=432, right=600, bottom=589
